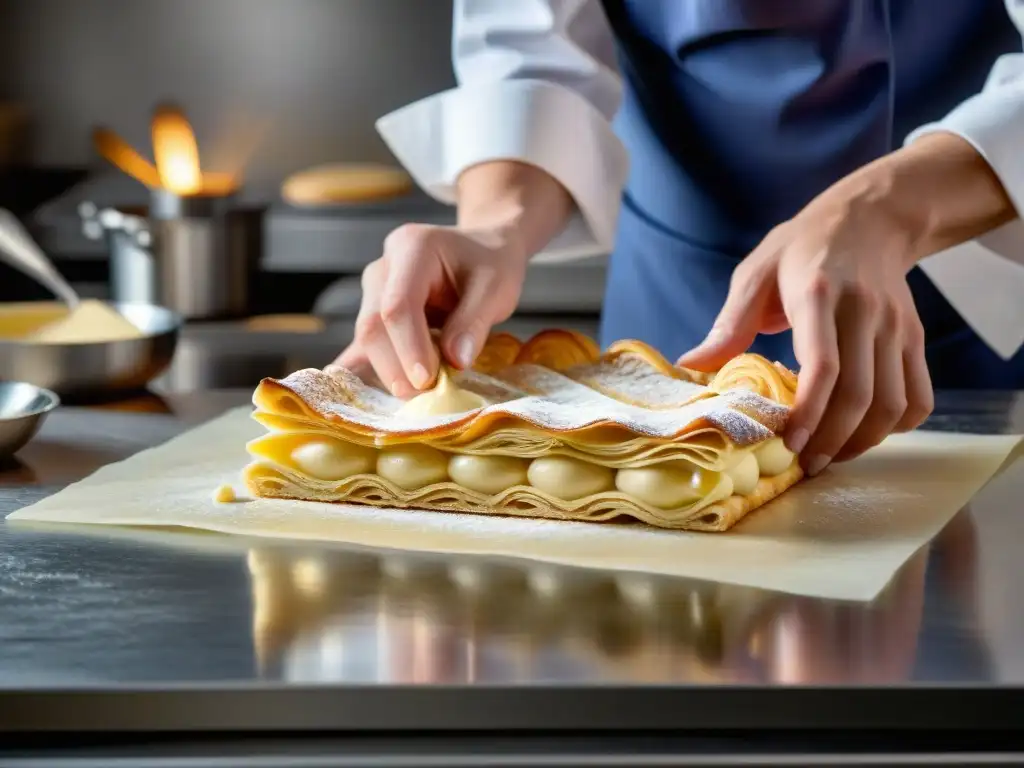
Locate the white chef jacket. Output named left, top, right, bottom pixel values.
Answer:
left=376, top=0, right=1024, bottom=360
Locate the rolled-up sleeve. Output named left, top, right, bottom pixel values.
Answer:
left=375, top=0, right=628, bottom=261
left=905, top=0, right=1024, bottom=359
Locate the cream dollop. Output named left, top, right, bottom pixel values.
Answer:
left=615, top=461, right=721, bottom=509
left=527, top=456, right=616, bottom=500
left=448, top=454, right=529, bottom=495
left=724, top=452, right=760, bottom=496
left=753, top=438, right=796, bottom=477
left=376, top=445, right=449, bottom=490
left=394, top=366, right=487, bottom=418
left=290, top=438, right=377, bottom=481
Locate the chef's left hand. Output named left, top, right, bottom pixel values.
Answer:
left=677, top=173, right=935, bottom=474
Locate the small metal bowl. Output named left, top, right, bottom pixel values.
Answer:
left=0, top=302, right=182, bottom=400
left=0, top=381, right=59, bottom=460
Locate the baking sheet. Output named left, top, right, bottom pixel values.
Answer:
left=7, top=407, right=1021, bottom=601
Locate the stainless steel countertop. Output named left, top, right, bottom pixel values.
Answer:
left=1, top=355, right=1024, bottom=732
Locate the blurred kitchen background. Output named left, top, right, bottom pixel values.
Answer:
left=0, top=0, right=606, bottom=392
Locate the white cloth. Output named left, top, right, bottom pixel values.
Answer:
left=376, top=0, right=1024, bottom=360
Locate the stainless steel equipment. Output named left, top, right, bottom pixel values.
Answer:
left=0, top=380, right=58, bottom=459
left=80, top=188, right=254, bottom=320
left=0, top=302, right=182, bottom=399
left=0, top=389, right=1021, bottom=746
left=0, top=208, right=80, bottom=307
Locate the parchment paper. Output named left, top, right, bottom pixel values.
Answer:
left=7, top=407, right=1021, bottom=601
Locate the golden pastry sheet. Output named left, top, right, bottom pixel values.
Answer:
left=251, top=331, right=795, bottom=446
left=7, top=407, right=1021, bottom=602
left=245, top=331, right=801, bottom=531
left=243, top=459, right=804, bottom=532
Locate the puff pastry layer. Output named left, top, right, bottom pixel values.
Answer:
left=243, top=330, right=803, bottom=531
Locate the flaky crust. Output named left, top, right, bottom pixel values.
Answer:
left=243, top=460, right=804, bottom=532
left=250, top=330, right=794, bottom=448
left=244, top=330, right=803, bottom=532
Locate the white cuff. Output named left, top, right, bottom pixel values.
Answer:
left=376, top=79, right=629, bottom=262
left=907, top=93, right=1024, bottom=223
left=906, top=76, right=1024, bottom=360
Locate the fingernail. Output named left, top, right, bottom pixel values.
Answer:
left=677, top=329, right=722, bottom=364
left=786, top=428, right=809, bottom=455
left=409, top=363, right=430, bottom=390
left=454, top=334, right=477, bottom=369
left=676, top=347, right=702, bottom=365
left=806, top=454, right=831, bottom=477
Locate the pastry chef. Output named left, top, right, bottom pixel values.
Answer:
left=338, top=0, right=1024, bottom=476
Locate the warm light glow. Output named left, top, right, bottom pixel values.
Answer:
left=92, top=127, right=162, bottom=189
left=94, top=105, right=253, bottom=197
left=152, top=104, right=203, bottom=195
left=202, top=108, right=272, bottom=182
left=200, top=171, right=241, bottom=196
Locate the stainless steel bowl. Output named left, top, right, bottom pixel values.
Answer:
left=0, top=381, right=59, bottom=460
left=0, top=302, right=182, bottom=400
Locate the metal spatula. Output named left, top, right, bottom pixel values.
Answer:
left=0, top=209, right=80, bottom=307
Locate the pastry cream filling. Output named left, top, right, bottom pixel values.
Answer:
left=615, top=461, right=720, bottom=510
left=448, top=454, right=530, bottom=496
left=724, top=452, right=760, bottom=496
left=527, top=456, right=616, bottom=500
left=269, top=432, right=798, bottom=506
left=376, top=445, right=449, bottom=490
left=753, top=438, right=796, bottom=477
left=290, top=438, right=377, bottom=481
left=394, top=366, right=487, bottom=418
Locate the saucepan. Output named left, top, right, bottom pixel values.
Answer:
left=0, top=302, right=182, bottom=400
left=0, top=207, right=183, bottom=400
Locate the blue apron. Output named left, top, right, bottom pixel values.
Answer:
left=598, top=0, right=1024, bottom=389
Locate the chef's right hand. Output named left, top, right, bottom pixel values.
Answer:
left=333, top=224, right=529, bottom=397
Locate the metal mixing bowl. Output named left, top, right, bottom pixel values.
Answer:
left=0, top=381, right=59, bottom=460
left=0, top=302, right=182, bottom=400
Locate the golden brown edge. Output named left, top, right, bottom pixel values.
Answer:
left=250, top=330, right=797, bottom=445
left=241, top=462, right=804, bottom=533
left=245, top=329, right=804, bottom=531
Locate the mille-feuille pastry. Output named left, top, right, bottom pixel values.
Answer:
left=242, top=330, right=802, bottom=532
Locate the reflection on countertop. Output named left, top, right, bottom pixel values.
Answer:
left=0, top=390, right=1008, bottom=695
left=246, top=538, right=930, bottom=686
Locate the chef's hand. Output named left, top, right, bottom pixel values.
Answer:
left=332, top=224, right=528, bottom=397
left=678, top=132, right=1015, bottom=474
left=334, top=161, right=573, bottom=397
left=679, top=193, right=932, bottom=474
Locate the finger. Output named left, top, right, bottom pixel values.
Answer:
left=676, top=265, right=771, bottom=371
left=800, top=290, right=878, bottom=475
left=440, top=267, right=519, bottom=369
left=895, top=318, right=933, bottom=432
left=367, top=341, right=415, bottom=398
left=330, top=344, right=370, bottom=374
left=784, top=284, right=840, bottom=458
left=329, top=344, right=384, bottom=388
left=833, top=307, right=906, bottom=462
left=355, top=261, right=415, bottom=397
left=379, top=252, right=440, bottom=391
left=357, top=305, right=415, bottom=397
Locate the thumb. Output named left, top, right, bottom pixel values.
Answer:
left=441, top=267, right=519, bottom=369
left=676, top=273, right=772, bottom=371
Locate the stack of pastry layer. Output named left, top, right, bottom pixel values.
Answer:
left=243, top=330, right=803, bottom=532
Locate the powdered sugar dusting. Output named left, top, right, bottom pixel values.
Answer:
left=269, top=353, right=790, bottom=446
left=568, top=355, right=710, bottom=409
